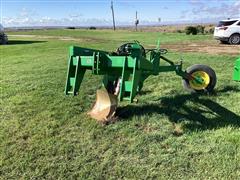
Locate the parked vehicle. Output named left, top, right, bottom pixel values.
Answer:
left=214, top=18, right=240, bottom=44
left=0, top=23, right=8, bottom=45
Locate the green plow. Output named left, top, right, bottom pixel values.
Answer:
left=65, top=42, right=217, bottom=122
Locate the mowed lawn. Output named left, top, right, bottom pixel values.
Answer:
left=1, top=29, right=240, bottom=179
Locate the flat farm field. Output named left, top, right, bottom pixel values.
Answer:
left=1, top=29, right=240, bottom=179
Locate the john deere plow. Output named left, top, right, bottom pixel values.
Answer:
left=65, top=42, right=217, bottom=122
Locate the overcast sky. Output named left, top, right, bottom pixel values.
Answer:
left=1, top=0, right=240, bottom=27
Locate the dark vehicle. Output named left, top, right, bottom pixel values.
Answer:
left=0, top=23, right=8, bottom=45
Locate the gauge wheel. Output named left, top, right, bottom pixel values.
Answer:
left=182, top=64, right=217, bottom=93
left=228, top=34, right=240, bottom=45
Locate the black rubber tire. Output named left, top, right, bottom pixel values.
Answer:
left=228, top=34, right=240, bottom=45
left=182, top=64, right=217, bottom=93
left=3, top=36, right=8, bottom=44
left=0, top=33, right=8, bottom=45
left=4, top=34, right=8, bottom=44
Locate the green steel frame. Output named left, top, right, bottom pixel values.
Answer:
left=233, top=57, right=240, bottom=81
left=65, top=42, right=189, bottom=102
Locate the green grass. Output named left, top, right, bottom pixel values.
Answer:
left=1, top=29, right=240, bottom=179
left=7, top=29, right=213, bottom=45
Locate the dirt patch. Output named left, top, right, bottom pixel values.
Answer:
left=9, top=35, right=56, bottom=39
left=9, top=34, right=107, bottom=43
left=158, top=41, right=240, bottom=55
left=9, top=35, right=85, bottom=42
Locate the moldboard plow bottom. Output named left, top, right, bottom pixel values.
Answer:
left=88, top=90, right=118, bottom=122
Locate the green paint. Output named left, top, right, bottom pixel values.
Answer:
left=233, top=57, right=240, bottom=81
left=65, top=42, right=189, bottom=101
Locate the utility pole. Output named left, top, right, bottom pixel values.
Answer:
left=135, top=11, right=139, bottom=31
left=111, top=1, right=116, bottom=31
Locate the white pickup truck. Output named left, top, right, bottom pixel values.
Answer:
left=214, top=18, right=240, bottom=44
left=0, top=23, right=8, bottom=44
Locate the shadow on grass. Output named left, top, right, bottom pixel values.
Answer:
left=7, top=40, right=46, bottom=45
left=116, top=86, right=240, bottom=131
left=214, top=85, right=240, bottom=94
left=138, top=90, right=152, bottom=95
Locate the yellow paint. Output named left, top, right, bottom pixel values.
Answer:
left=189, top=71, right=210, bottom=90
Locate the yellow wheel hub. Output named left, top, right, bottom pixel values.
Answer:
left=189, top=71, right=210, bottom=90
